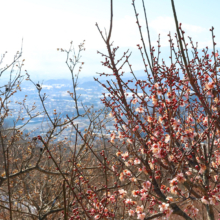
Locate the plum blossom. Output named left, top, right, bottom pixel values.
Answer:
left=136, top=205, right=144, bottom=213
left=170, top=186, right=178, bottom=195
left=187, top=114, right=194, bottom=123
left=125, top=199, right=133, bottom=205
left=205, top=82, right=214, bottom=90
left=186, top=171, right=192, bottom=176
left=123, top=169, right=132, bottom=177
left=209, top=195, right=218, bottom=205
left=165, top=208, right=173, bottom=218
left=132, top=98, right=138, bottom=104
left=121, top=151, right=129, bottom=160
left=176, top=173, right=186, bottom=183
left=154, top=83, right=159, bottom=89
left=134, top=158, right=141, bottom=164
left=118, top=131, right=124, bottom=139
left=203, top=116, right=208, bottom=126
left=199, top=164, right=206, bottom=174
left=172, top=119, right=180, bottom=129
left=129, top=177, right=137, bottom=182
left=157, top=90, right=162, bottom=96
left=184, top=205, right=199, bottom=216
left=152, top=95, right=158, bottom=105
left=112, top=165, right=116, bottom=172
left=132, top=190, right=139, bottom=197
left=128, top=209, right=135, bottom=216
left=116, top=151, right=122, bottom=156
left=90, top=208, right=96, bottom=215
left=109, top=195, right=116, bottom=203
left=118, top=189, right=127, bottom=198
left=142, top=181, right=151, bottom=190
left=137, top=213, right=146, bottom=220
left=136, top=107, right=145, bottom=113
left=94, top=215, right=100, bottom=219
left=142, top=166, right=149, bottom=174
left=127, top=138, right=133, bottom=144
left=122, top=124, right=128, bottom=131
left=158, top=116, right=164, bottom=124
left=215, top=151, right=220, bottom=165
left=165, top=134, right=170, bottom=143
left=110, top=132, right=116, bottom=143
left=109, top=112, right=113, bottom=117
left=119, top=173, right=124, bottom=181
left=201, top=196, right=209, bottom=204
left=141, top=193, right=147, bottom=201
left=147, top=116, right=153, bottom=122
left=159, top=203, right=169, bottom=212
left=166, top=197, right=174, bottom=202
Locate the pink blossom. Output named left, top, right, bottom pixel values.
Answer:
left=119, top=173, right=124, bottom=181
left=192, top=207, right=199, bottom=216
left=123, top=169, right=132, bottom=177
left=118, top=131, right=124, bottom=139
left=110, top=133, right=116, bottom=143
left=129, top=177, right=137, bottom=182
left=165, top=207, right=173, bottom=218
left=125, top=199, right=133, bottom=204
left=109, top=112, right=113, bottom=117
left=90, top=208, right=96, bottom=214
left=142, top=181, right=151, bottom=190
left=147, top=116, right=153, bottom=122
left=214, top=175, right=218, bottom=182
left=152, top=95, right=158, bottom=105
left=118, top=189, right=127, bottom=198
left=172, top=119, right=179, bottom=129
left=127, top=138, right=133, bottom=144
left=94, top=215, right=100, bottom=219
left=132, top=190, right=139, bottom=197
left=176, top=173, right=186, bottom=183
left=121, top=151, right=129, bottom=160
left=132, top=98, right=138, bottom=104
left=159, top=203, right=169, bottom=212
left=199, top=164, right=206, bottom=174
left=141, top=193, right=147, bottom=201
left=112, top=165, right=116, bottom=172
left=186, top=171, right=192, bottom=176
left=170, top=186, right=178, bottom=195
left=166, top=197, right=174, bottom=202
left=165, top=134, right=170, bottom=143
left=128, top=209, right=135, bottom=216
left=184, top=205, right=198, bottom=216
left=116, top=151, right=121, bottom=156
left=109, top=195, right=116, bottom=203
left=137, top=213, right=146, bottom=220
left=209, top=195, right=218, bottom=205
left=201, top=196, right=209, bottom=205
left=135, top=107, right=145, bottom=113
left=205, top=82, right=214, bottom=90
left=154, top=83, right=159, bottom=89
left=136, top=205, right=144, bottom=213
left=134, top=158, right=141, bottom=164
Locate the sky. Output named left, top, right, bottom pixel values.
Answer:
left=1, top=0, right=220, bottom=81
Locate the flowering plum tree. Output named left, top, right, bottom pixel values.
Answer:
left=89, top=0, right=220, bottom=219
left=2, top=0, right=220, bottom=219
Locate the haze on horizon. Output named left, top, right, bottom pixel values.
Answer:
left=1, top=0, right=220, bottom=80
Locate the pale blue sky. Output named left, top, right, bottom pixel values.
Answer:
left=1, top=0, right=219, bottom=80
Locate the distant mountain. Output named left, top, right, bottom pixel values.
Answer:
left=45, top=79, right=72, bottom=85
